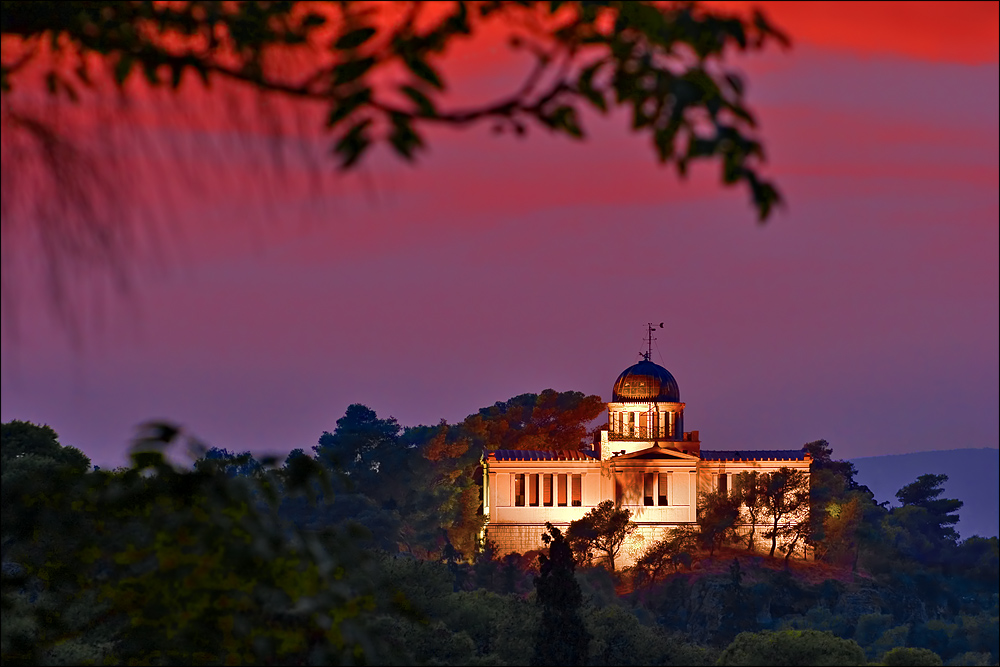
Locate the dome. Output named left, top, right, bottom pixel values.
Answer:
left=612, top=359, right=680, bottom=403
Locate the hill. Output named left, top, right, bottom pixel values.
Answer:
left=850, top=448, right=999, bottom=540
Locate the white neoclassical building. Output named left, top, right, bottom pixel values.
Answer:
left=482, top=354, right=812, bottom=566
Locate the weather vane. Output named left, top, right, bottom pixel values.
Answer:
left=642, top=322, right=664, bottom=361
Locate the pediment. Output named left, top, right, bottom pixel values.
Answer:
left=613, top=446, right=700, bottom=461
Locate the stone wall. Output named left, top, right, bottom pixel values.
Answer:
left=485, top=523, right=555, bottom=556
left=486, top=521, right=811, bottom=565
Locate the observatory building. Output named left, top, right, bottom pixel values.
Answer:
left=481, top=343, right=812, bottom=566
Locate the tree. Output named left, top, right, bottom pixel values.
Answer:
left=802, top=439, right=860, bottom=548
left=631, top=525, right=698, bottom=587
left=532, top=523, right=590, bottom=666
left=717, top=629, right=866, bottom=666
left=759, top=467, right=810, bottom=558
left=697, top=489, right=741, bottom=557
left=314, top=403, right=402, bottom=477
left=0, top=419, right=90, bottom=472
left=282, top=447, right=307, bottom=467
left=194, top=446, right=264, bottom=478
left=733, top=471, right=766, bottom=551
left=566, top=499, right=636, bottom=570
left=894, top=474, right=963, bottom=545
left=819, top=491, right=864, bottom=567
left=802, top=440, right=861, bottom=492
left=886, top=474, right=964, bottom=565
left=461, top=389, right=605, bottom=452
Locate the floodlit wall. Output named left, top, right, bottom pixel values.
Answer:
left=483, top=450, right=812, bottom=564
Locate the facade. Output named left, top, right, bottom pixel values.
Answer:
left=482, top=355, right=812, bottom=567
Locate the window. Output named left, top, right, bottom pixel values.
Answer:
left=529, top=474, right=539, bottom=506
left=557, top=474, right=568, bottom=507
left=644, top=472, right=655, bottom=506
left=571, top=475, right=582, bottom=506
left=615, top=475, right=623, bottom=505
left=543, top=474, right=553, bottom=506
left=658, top=472, right=669, bottom=506
left=718, top=473, right=728, bottom=496
left=514, top=474, right=525, bottom=506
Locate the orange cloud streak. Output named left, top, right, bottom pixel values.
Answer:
left=707, top=1, right=999, bottom=64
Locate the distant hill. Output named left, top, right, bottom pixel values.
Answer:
left=850, top=448, right=999, bottom=540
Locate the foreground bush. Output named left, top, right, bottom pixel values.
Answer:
left=717, top=629, right=866, bottom=666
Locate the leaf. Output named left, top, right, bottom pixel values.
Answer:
left=74, top=63, right=92, bottom=87
left=132, top=451, right=166, bottom=470
left=653, top=127, right=674, bottom=162
left=724, top=73, right=744, bottom=96
left=333, top=57, right=376, bottom=86
left=114, top=54, right=134, bottom=86
left=688, top=137, right=718, bottom=158
left=753, top=10, right=791, bottom=48
left=195, top=64, right=211, bottom=87
left=403, top=55, right=443, bottom=90
left=143, top=62, right=160, bottom=86
left=326, top=88, right=371, bottom=128
left=400, top=85, right=436, bottom=117
left=302, top=13, right=327, bottom=29
left=335, top=27, right=377, bottom=50
left=333, top=118, right=373, bottom=169
left=170, top=63, right=183, bottom=89
left=748, top=175, right=781, bottom=222
left=444, top=2, right=470, bottom=35
left=389, top=114, right=423, bottom=161
left=577, top=61, right=607, bottom=113
left=631, top=103, right=650, bottom=130
left=552, top=106, right=583, bottom=139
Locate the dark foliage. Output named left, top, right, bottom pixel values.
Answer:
left=2, top=415, right=997, bottom=665
left=532, top=523, right=591, bottom=666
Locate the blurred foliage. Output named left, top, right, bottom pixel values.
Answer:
left=2, top=425, right=384, bottom=664
left=1, top=1, right=788, bottom=220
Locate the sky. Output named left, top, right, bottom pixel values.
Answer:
left=1, top=1, right=998, bottom=469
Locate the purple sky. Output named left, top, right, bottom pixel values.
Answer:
left=2, top=6, right=998, bottom=468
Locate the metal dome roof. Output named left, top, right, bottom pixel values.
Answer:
left=612, top=359, right=680, bottom=403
